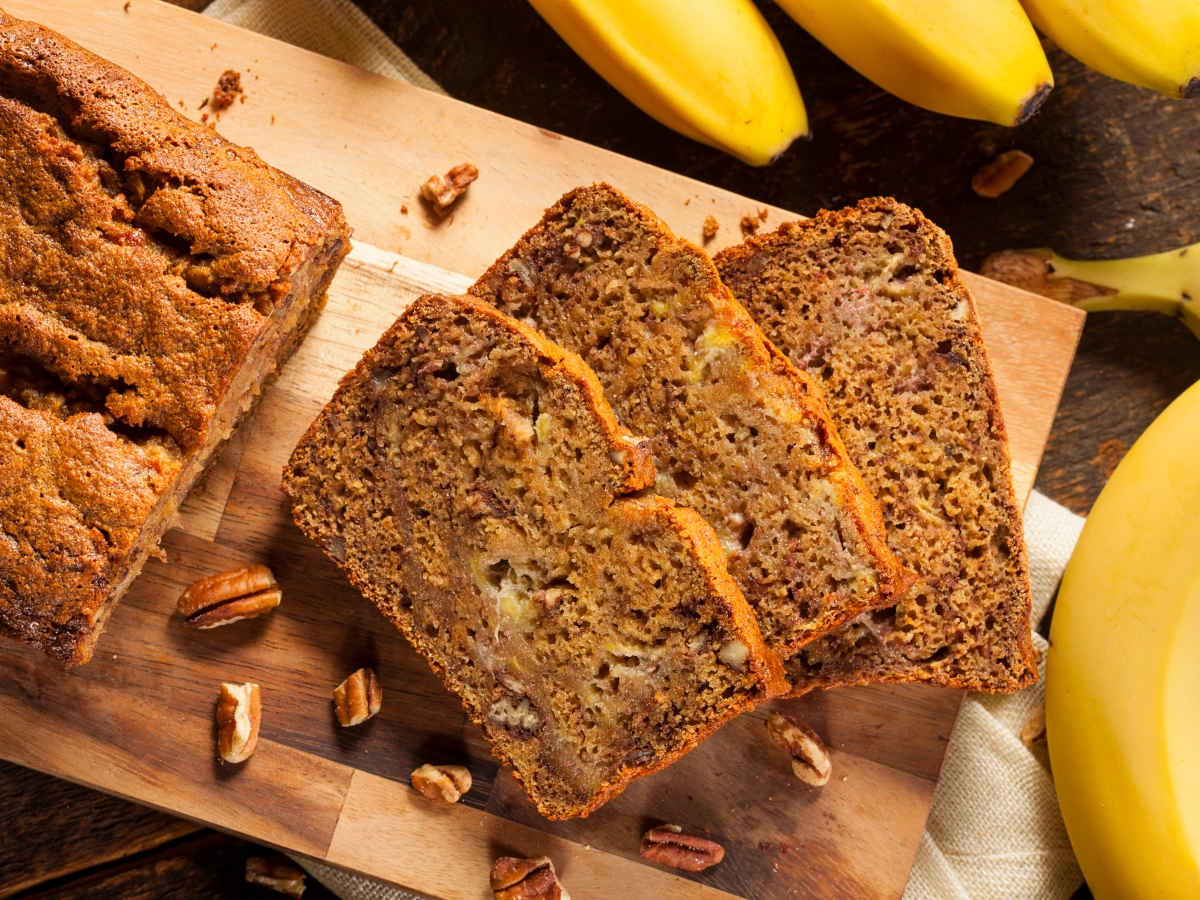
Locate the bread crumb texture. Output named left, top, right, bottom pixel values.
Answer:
left=284, top=293, right=784, bottom=819
left=716, top=197, right=1036, bottom=694
left=469, top=184, right=910, bottom=664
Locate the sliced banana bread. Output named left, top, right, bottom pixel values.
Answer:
left=283, top=293, right=786, bottom=819
left=469, top=184, right=910, bottom=661
left=715, top=198, right=1037, bottom=694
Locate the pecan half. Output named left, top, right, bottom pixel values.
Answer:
left=490, top=856, right=569, bottom=900
left=177, top=565, right=281, bottom=629
left=639, top=825, right=725, bottom=872
left=245, top=855, right=306, bottom=897
left=421, top=163, right=478, bottom=216
left=971, top=150, right=1034, bottom=198
left=767, top=711, right=832, bottom=786
left=217, top=682, right=261, bottom=763
left=334, top=667, right=382, bottom=726
left=411, top=763, right=472, bottom=802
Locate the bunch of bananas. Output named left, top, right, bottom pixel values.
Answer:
left=527, top=0, right=1200, bottom=164
left=1046, top=378, right=1200, bottom=898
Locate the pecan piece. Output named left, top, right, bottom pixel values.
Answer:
left=490, top=856, right=569, bottom=900
left=245, top=855, right=307, bottom=897
left=702, top=214, right=720, bottom=240
left=217, top=682, right=261, bottom=763
left=767, top=711, right=832, bottom=786
left=639, top=825, right=725, bottom=872
left=1021, top=703, right=1047, bottom=747
left=177, top=565, right=281, bottom=629
left=421, top=163, right=479, bottom=216
left=971, top=150, right=1034, bottom=198
left=333, top=667, right=382, bottom=726
left=411, top=763, right=472, bottom=802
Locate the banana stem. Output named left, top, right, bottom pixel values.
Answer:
left=984, top=245, right=1200, bottom=340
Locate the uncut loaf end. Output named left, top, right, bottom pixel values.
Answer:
left=283, top=293, right=785, bottom=819
left=0, top=12, right=349, bottom=666
left=716, top=198, right=1036, bottom=695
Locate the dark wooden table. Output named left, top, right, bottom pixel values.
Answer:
left=4, top=1, right=1200, bottom=897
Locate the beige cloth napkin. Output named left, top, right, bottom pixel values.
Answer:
left=201, top=6, right=1090, bottom=898
left=203, top=0, right=445, bottom=94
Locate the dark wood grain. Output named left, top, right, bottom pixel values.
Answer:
left=361, top=0, right=1200, bottom=272
left=0, top=762, right=199, bottom=899
left=15, top=833, right=339, bottom=900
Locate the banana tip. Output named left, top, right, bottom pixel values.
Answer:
left=1015, top=83, right=1052, bottom=126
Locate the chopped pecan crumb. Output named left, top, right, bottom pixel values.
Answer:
left=217, top=682, right=261, bottom=763
left=759, top=207, right=769, bottom=222
left=211, top=70, right=243, bottom=110
left=490, top=856, right=568, bottom=900
left=400, top=204, right=409, bottom=215
left=767, top=711, right=832, bottom=786
left=245, top=855, right=306, bottom=897
left=1021, top=703, right=1047, bottom=746
left=703, top=215, right=720, bottom=240
left=333, top=667, right=382, bottom=726
left=176, top=565, right=281, bottom=629
left=420, top=163, right=479, bottom=216
left=740, top=214, right=761, bottom=236
left=410, top=763, right=472, bottom=802
left=972, top=150, right=1033, bottom=198
left=639, top=825, right=725, bottom=871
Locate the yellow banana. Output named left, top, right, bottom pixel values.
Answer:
left=526, top=0, right=807, bottom=166
left=1046, top=378, right=1200, bottom=899
left=980, top=245, right=1200, bottom=340
left=773, top=0, right=1052, bottom=125
left=1020, top=0, right=1200, bottom=99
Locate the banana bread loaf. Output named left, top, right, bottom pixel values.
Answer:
left=283, top=293, right=786, bottom=819
left=0, top=13, right=350, bottom=666
left=469, top=184, right=911, bottom=661
left=715, top=198, right=1037, bottom=694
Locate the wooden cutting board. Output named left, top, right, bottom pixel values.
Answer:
left=0, top=2, right=1085, bottom=898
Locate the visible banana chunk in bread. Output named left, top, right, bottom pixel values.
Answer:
left=283, top=293, right=785, bottom=819
left=469, top=184, right=911, bottom=660
left=715, top=198, right=1037, bottom=694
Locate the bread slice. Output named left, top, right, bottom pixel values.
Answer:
left=283, top=293, right=786, bottom=819
left=715, top=198, right=1037, bottom=694
left=0, top=13, right=349, bottom=666
left=469, top=184, right=910, bottom=663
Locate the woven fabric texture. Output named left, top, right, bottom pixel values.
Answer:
left=204, top=0, right=445, bottom=93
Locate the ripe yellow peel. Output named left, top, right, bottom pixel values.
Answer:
left=1047, top=379, right=1200, bottom=899
left=775, top=0, right=1051, bottom=125
left=527, top=0, right=807, bottom=166
left=1020, top=0, right=1200, bottom=99
left=1033, top=245, right=1200, bottom=338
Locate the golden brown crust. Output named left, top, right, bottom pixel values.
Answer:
left=470, top=183, right=911, bottom=659
left=284, top=293, right=783, bottom=819
left=0, top=13, right=349, bottom=665
left=716, top=197, right=1037, bottom=694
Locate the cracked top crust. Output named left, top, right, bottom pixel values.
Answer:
left=0, top=11, right=348, bottom=665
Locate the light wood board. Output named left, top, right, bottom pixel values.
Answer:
left=0, top=2, right=1085, bottom=898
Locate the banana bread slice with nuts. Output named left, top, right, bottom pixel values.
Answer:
left=715, top=198, right=1037, bottom=694
left=283, top=293, right=786, bottom=819
left=469, top=184, right=911, bottom=661
left=0, top=13, right=349, bottom=666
